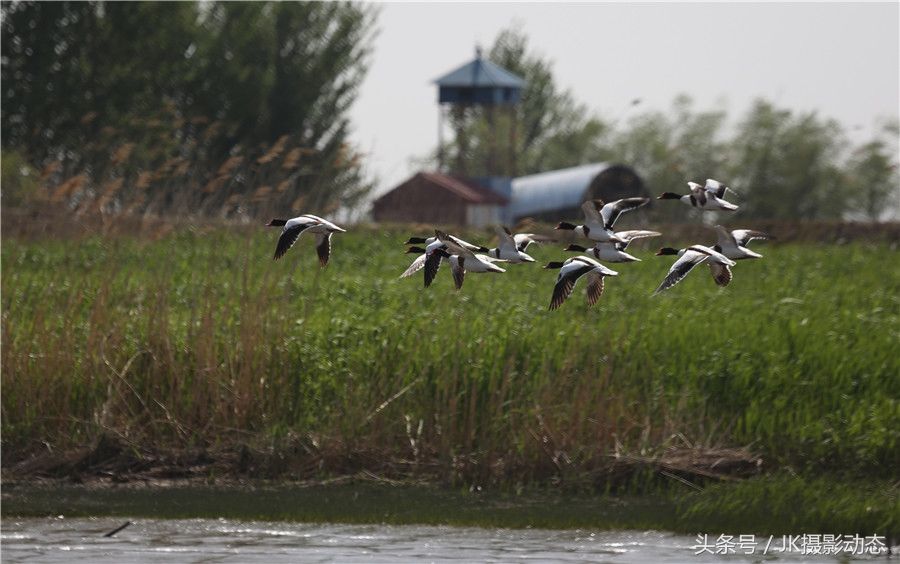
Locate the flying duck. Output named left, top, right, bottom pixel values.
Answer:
left=402, top=239, right=451, bottom=287
left=564, top=230, right=662, bottom=263
left=435, top=230, right=506, bottom=290
left=404, top=235, right=487, bottom=253
left=513, top=232, right=554, bottom=251
left=543, top=256, right=619, bottom=310
left=657, top=180, right=738, bottom=211
left=266, top=214, right=346, bottom=266
left=555, top=198, right=650, bottom=243
left=485, top=226, right=538, bottom=263
left=712, top=225, right=770, bottom=261
left=401, top=234, right=489, bottom=287
left=704, top=178, right=739, bottom=198
left=653, top=245, right=737, bottom=294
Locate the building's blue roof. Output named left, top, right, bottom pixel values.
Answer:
left=434, top=53, right=526, bottom=89
left=508, top=163, right=610, bottom=219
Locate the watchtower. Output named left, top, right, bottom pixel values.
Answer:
left=434, top=47, right=525, bottom=189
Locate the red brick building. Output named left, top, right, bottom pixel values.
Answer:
left=371, top=172, right=508, bottom=227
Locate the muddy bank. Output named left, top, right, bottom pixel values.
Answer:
left=4, top=432, right=763, bottom=491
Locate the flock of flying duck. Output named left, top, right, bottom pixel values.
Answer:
left=266, top=178, right=770, bottom=310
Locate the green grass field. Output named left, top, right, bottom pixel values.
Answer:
left=2, top=223, right=899, bottom=488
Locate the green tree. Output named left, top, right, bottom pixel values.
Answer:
left=1, top=1, right=199, bottom=159
left=435, top=28, right=888, bottom=224
left=727, top=100, right=847, bottom=220
left=843, top=120, right=900, bottom=221
left=440, top=26, right=610, bottom=178
left=1, top=1, right=375, bottom=217
left=606, top=95, right=727, bottom=221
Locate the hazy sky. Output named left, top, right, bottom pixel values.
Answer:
left=350, top=2, right=899, bottom=196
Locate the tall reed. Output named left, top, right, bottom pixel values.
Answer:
left=2, top=225, right=898, bottom=484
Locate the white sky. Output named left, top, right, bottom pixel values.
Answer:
left=349, top=2, right=900, bottom=197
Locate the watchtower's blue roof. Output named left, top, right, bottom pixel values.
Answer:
left=434, top=51, right=526, bottom=89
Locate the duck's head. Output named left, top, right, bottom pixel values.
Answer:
left=657, top=192, right=682, bottom=200
left=656, top=247, right=680, bottom=256
left=266, top=218, right=288, bottom=227
left=555, top=221, right=577, bottom=231
left=404, top=237, right=428, bottom=245
left=543, top=261, right=566, bottom=269
left=407, top=246, right=427, bottom=254
left=564, top=244, right=587, bottom=252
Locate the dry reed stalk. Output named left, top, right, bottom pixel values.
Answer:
left=166, top=157, right=187, bottom=174
left=203, top=176, right=229, bottom=194
left=282, top=148, right=305, bottom=170
left=465, top=376, right=478, bottom=453
left=192, top=289, right=219, bottom=425
left=96, top=177, right=124, bottom=211
left=80, top=111, right=99, bottom=126
left=39, top=160, right=62, bottom=182
left=202, top=120, right=222, bottom=141
left=150, top=163, right=169, bottom=184
left=290, top=194, right=307, bottom=210
left=124, top=193, right=147, bottom=215
left=173, top=160, right=191, bottom=177
left=49, top=174, right=88, bottom=203
left=111, top=143, right=135, bottom=166
left=134, top=171, right=153, bottom=191
left=216, top=156, right=243, bottom=177
left=365, top=378, right=422, bottom=424
left=252, top=185, right=273, bottom=202
left=256, top=135, right=289, bottom=165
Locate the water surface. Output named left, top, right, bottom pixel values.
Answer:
left=1, top=517, right=866, bottom=563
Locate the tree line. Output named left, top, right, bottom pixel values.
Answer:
left=2, top=1, right=375, bottom=218
left=440, top=28, right=899, bottom=222
left=3, top=9, right=896, bottom=223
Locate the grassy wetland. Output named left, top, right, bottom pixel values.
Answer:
left=2, top=217, right=899, bottom=532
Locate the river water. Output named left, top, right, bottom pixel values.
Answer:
left=1, top=517, right=876, bottom=563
